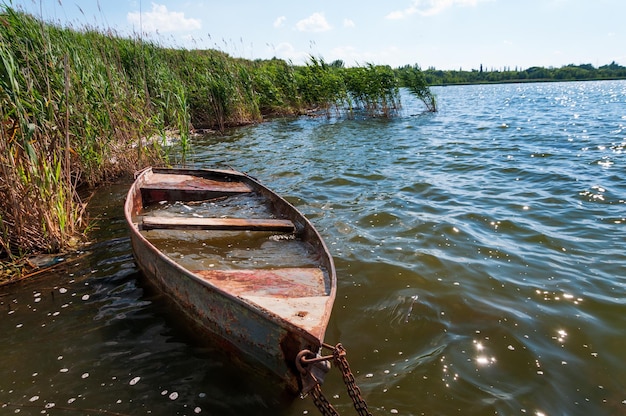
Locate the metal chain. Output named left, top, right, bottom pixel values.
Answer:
left=311, top=384, right=341, bottom=416
left=299, top=343, right=373, bottom=416
left=331, top=343, right=373, bottom=416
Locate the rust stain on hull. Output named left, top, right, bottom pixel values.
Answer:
left=194, top=268, right=326, bottom=297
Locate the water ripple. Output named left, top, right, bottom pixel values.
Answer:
left=3, top=81, right=626, bottom=415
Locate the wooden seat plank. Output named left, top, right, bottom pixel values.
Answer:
left=140, top=173, right=252, bottom=203
left=142, top=216, right=295, bottom=232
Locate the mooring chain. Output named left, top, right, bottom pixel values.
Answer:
left=331, top=343, right=373, bottom=416
left=311, top=384, right=341, bottom=416
left=298, top=343, right=373, bottom=416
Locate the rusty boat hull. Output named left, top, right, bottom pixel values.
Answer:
left=124, top=167, right=336, bottom=393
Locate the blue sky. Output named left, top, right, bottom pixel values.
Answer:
left=13, top=0, right=626, bottom=70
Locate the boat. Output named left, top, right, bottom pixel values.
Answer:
left=124, top=167, right=336, bottom=394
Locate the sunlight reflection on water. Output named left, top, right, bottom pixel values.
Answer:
left=2, top=81, right=626, bottom=415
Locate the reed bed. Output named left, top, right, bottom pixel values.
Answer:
left=0, top=8, right=166, bottom=260
left=0, top=6, right=435, bottom=270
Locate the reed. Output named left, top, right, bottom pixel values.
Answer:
left=293, top=57, right=404, bottom=117
left=0, top=7, right=165, bottom=258
left=397, top=64, right=437, bottom=112
left=0, top=6, right=436, bottom=266
left=295, top=57, right=347, bottom=115
left=251, top=58, right=300, bottom=114
left=343, top=63, right=401, bottom=117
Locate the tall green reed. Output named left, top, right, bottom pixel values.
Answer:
left=0, top=8, right=163, bottom=256
left=0, top=6, right=436, bottom=260
left=397, top=64, right=437, bottom=112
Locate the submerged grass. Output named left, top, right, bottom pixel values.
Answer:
left=0, top=6, right=435, bottom=274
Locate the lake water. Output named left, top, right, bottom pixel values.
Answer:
left=1, top=80, right=625, bottom=415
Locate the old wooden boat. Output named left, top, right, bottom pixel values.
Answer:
left=124, top=167, right=336, bottom=393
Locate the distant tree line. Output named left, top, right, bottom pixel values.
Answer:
left=410, top=62, right=626, bottom=85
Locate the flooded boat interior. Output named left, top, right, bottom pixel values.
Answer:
left=131, top=172, right=332, bottom=302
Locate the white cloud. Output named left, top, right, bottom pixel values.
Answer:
left=343, top=18, right=355, bottom=28
left=271, top=42, right=309, bottom=63
left=274, top=16, right=286, bottom=28
left=386, top=0, right=490, bottom=19
left=274, top=42, right=295, bottom=56
left=295, top=12, right=332, bottom=32
left=127, top=3, right=201, bottom=32
left=329, top=46, right=370, bottom=65
left=328, top=45, right=403, bottom=67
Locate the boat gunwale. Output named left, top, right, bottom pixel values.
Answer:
left=123, top=166, right=337, bottom=345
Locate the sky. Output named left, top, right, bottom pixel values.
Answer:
left=12, top=0, right=626, bottom=70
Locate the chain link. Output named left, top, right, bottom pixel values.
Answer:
left=311, top=384, right=341, bottom=416
left=331, top=343, right=373, bottom=416
left=299, top=343, right=373, bottom=416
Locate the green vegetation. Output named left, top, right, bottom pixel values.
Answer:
left=0, top=6, right=435, bottom=272
left=396, top=65, right=437, bottom=112
left=0, top=7, right=167, bottom=262
left=295, top=58, right=403, bottom=117
left=423, top=62, right=626, bottom=85
left=7, top=4, right=622, bottom=279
